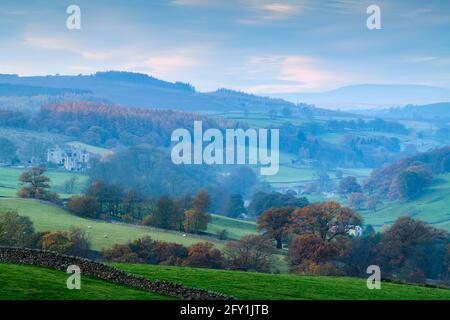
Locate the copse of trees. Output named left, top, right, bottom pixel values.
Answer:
left=284, top=202, right=363, bottom=275
left=342, top=217, right=449, bottom=283
left=67, top=180, right=150, bottom=221
left=35, top=102, right=230, bottom=148
left=103, top=237, right=224, bottom=269
left=225, top=194, right=247, bottom=218
left=146, top=196, right=184, bottom=231
left=288, top=234, right=340, bottom=275
left=364, top=146, right=450, bottom=199
left=248, top=192, right=309, bottom=217
left=224, top=235, right=274, bottom=272
left=0, top=210, right=34, bottom=247
left=140, top=190, right=212, bottom=234
left=103, top=234, right=276, bottom=273
left=391, top=166, right=433, bottom=200
left=69, top=181, right=214, bottom=235
left=338, top=176, right=362, bottom=195
left=278, top=120, right=408, bottom=168
left=67, top=195, right=101, bottom=219
left=89, top=144, right=232, bottom=203
left=0, top=137, right=18, bottom=165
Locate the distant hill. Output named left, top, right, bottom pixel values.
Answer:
left=270, top=84, right=450, bottom=110
left=0, top=72, right=341, bottom=115
left=0, top=83, right=89, bottom=97
left=376, top=102, right=450, bottom=120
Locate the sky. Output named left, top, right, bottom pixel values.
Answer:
left=0, top=0, right=449, bottom=94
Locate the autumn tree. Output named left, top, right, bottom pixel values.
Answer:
left=393, top=166, right=433, bottom=200
left=340, top=233, right=383, bottom=277
left=288, top=234, right=339, bottom=274
left=292, top=202, right=362, bottom=242
left=183, top=242, right=223, bottom=269
left=183, top=209, right=211, bottom=234
left=86, top=180, right=124, bottom=216
left=257, top=208, right=294, bottom=249
left=152, top=241, right=188, bottom=265
left=102, top=244, right=141, bottom=263
left=193, top=190, right=211, bottom=213
left=68, top=227, right=91, bottom=255
left=67, top=195, right=101, bottom=219
left=338, top=176, right=362, bottom=195
left=17, top=166, right=59, bottom=202
left=224, top=235, right=274, bottom=272
left=40, top=231, right=73, bottom=254
left=146, top=196, right=184, bottom=231
left=0, top=210, right=34, bottom=247
left=379, top=217, right=449, bottom=281
left=122, top=190, right=148, bottom=220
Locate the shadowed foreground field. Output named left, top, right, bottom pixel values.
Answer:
left=115, top=264, right=450, bottom=300
left=1, top=262, right=448, bottom=300
left=0, top=263, right=172, bottom=300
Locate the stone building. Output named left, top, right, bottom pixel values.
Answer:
left=47, top=146, right=91, bottom=172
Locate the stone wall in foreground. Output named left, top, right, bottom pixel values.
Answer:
left=0, top=246, right=234, bottom=300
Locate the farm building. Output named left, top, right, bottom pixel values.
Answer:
left=47, top=146, right=91, bottom=172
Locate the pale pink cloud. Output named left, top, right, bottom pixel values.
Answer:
left=243, top=55, right=342, bottom=93
left=116, top=49, right=203, bottom=80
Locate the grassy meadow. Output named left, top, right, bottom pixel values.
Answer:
left=0, top=166, right=89, bottom=198
left=115, top=263, right=450, bottom=300
left=361, top=174, right=450, bottom=231
left=0, top=198, right=229, bottom=250
left=0, top=263, right=172, bottom=300
left=1, top=262, right=447, bottom=300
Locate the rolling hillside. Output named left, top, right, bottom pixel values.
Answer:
left=0, top=263, right=171, bottom=300
left=361, top=174, right=450, bottom=231
left=0, top=198, right=229, bottom=250
left=1, top=262, right=448, bottom=300
left=115, top=264, right=450, bottom=300
left=0, top=167, right=89, bottom=198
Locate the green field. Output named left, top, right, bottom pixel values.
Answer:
left=0, top=198, right=225, bottom=250
left=3, top=262, right=448, bottom=300
left=0, top=165, right=257, bottom=248
left=115, top=264, right=450, bottom=300
left=361, top=174, right=450, bottom=231
left=208, top=214, right=256, bottom=239
left=214, top=111, right=308, bottom=128
left=0, top=167, right=88, bottom=198
left=0, top=263, right=171, bottom=300
left=265, top=165, right=372, bottom=188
